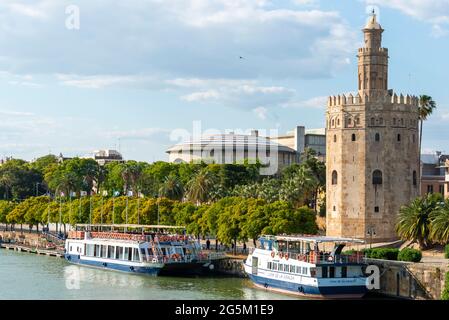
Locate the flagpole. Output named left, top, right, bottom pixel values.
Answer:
left=137, top=190, right=140, bottom=225
left=125, top=192, right=128, bottom=232
left=112, top=193, right=115, bottom=226
left=100, top=195, right=104, bottom=231
left=89, top=195, right=92, bottom=228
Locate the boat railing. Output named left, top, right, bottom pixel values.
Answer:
left=273, top=252, right=365, bottom=264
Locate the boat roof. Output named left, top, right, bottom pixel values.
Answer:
left=262, top=235, right=365, bottom=244
left=75, top=224, right=185, bottom=230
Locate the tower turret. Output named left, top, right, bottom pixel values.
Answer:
left=357, top=11, right=389, bottom=94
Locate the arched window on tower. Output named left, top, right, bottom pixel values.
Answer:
left=413, top=171, right=417, bottom=186
left=375, top=133, right=380, bottom=142
left=370, top=118, right=375, bottom=126
left=332, top=171, right=338, bottom=185
left=373, top=170, right=383, bottom=185
left=334, top=135, right=337, bottom=143
left=397, top=134, right=401, bottom=142
left=352, top=133, right=356, bottom=141
left=331, top=119, right=335, bottom=127
left=337, top=118, right=340, bottom=126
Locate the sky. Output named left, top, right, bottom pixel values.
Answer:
left=1, top=0, right=449, bottom=162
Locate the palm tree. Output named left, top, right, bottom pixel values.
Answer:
left=121, top=161, right=143, bottom=196
left=159, top=175, right=184, bottom=200
left=429, top=199, right=449, bottom=244
left=185, top=168, right=217, bottom=204
left=396, top=193, right=442, bottom=249
left=418, top=95, right=436, bottom=188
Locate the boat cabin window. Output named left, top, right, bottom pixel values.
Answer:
left=296, top=266, right=301, bottom=274
left=127, top=248, right=133, bottom=261
left=117, top=247, right=123, bottom=260
left=341, top=266, right=347, bottom=278
left=108, top=246, right=115, bottom=259
left=101, top=245, right=107, bottom=258
left=322, top=266, right=328, bottom=278
left=148, top=248, right=154, bottom=256
left=95, top=245, right=101, bottom=257
left=329, top=266, right=335, bottom=278
left=273, top=263, right=278, bottom=271
left=290, top=265, right=295, bottom=273
left=86, top=244, right=94, bottom=256
left=140, top=248, right=146, bottom=259
left=133, top=248, right=140, bottom=262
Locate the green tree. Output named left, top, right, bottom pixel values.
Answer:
left=159, top=175, right=184, bottom=200
left=429, top=198, right=449, bottom=244
left=418, top=95, right=436, bottom=187
left=185, top=168, right=218, bottom=204
left=396, top=193, right=442, bottom=249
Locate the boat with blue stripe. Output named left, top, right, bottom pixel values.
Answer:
left=244, top=235, right=369, bottom=299
left=64, top=224, right=225, bottom=276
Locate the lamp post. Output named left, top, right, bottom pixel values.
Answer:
left=367, top=226, right=376, bottom=249
left=157, top=190, right=161, bottom=226
left=35, top=182, right=41, bottom=197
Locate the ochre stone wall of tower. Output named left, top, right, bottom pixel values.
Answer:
left=326, top=14, right=420, bottom=242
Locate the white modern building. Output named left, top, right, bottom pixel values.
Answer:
left=166, top=126, right=326, bottom=171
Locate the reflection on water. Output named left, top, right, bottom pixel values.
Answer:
left=1, top=249, right=298, bottom=300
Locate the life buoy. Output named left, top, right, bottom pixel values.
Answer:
left=285, top=253, right=289, bottom=260
left=271, top=252, right=275, bottom=258
left=278, top=252, right=283, bottom=259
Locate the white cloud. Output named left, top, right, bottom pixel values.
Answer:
left=56, top=74, right=158, bottom=89
left=283, top=95, right=328, bottom=109
left=0, top=1, right=356, bottom=80
left=177, top=78, right=296, bottom=111
left=253, top=106, right=268, bottom=119
left=7, top=2, right=49, bottom=19
left=181, top=90, right=221, bottom=102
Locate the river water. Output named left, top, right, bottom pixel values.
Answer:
left=0, top=249, right=299, bottom=300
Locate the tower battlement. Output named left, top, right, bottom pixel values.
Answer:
left=327, top=92, right=419, bottom=107
left=357, top=47, right=388, bottom=54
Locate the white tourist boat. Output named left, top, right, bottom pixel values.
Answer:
left=244, top=235, right=369, bottom=299
left=64, top=224, right=224, bottom=276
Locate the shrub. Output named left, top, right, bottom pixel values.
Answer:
left=363, top=248, right=399, bottom=260
left=398, top=248, right=422, bottom=262
left=442, top=272, right=449, bottom=300
left=445, top=244, right=449, bottom=259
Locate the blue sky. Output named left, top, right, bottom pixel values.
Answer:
left=1, top=0, right=448, bottom=162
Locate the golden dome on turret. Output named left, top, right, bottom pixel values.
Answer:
left=364, top=12, right=382, bottom=30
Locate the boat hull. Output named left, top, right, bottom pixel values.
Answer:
left=159, top=261, right=219, bottom=276
left=64, top=254, right=162, bottom=276
left=247, top=274, right=368, bottom=299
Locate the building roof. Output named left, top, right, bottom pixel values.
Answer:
left=421, top=153, right=440, bottom=164
left=166, top=133, right=296, bottom=153
left=305, top=128, right=326, bottom=135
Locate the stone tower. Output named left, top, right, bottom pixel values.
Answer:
left=326, top=13, right=420, bottom=242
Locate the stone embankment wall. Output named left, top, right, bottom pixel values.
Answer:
left=216, top=258, right=247, bottom=278
left=367, top=259, right=448, bottom=300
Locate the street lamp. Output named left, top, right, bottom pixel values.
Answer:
left=367, top=226, right=376, bottom=249
left=35, top=182, right=41, bottom=197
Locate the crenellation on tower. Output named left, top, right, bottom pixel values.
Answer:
left=325, top=12, right=420, bottom=242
